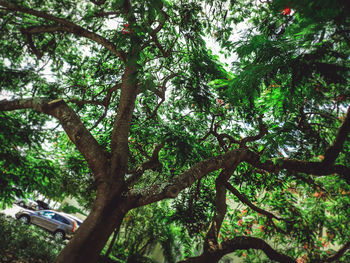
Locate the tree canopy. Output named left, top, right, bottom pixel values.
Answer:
left=0, top=0, right=349, bottom=262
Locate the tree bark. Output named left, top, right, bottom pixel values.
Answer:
left=54, top=191, right=128, bottom=263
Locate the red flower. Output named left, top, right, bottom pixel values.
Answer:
left=238, top=219, right=243, bottom=226
left=121, top=24, right=131, bottom=35
left=337, top=95, right=344, bottom=101
left=217, top=99, right=224, bottom=105
left=281, top=7, right=291, bottom=15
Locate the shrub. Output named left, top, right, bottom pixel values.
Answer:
left=0, top=213, right=65, bottom=262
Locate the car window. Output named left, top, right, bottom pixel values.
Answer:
left=41, top=211, right=54, bottom=219
left=53, top=214, right=70, bottom=225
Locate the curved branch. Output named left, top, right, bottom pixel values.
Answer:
left=0, top=98, right=108, bottom=182
left=205, top=166, right=237, bottom=250
left=323, top=106, right=350, bottom=165
left=239, top=117, right=268, bottom=147
left=221, top=236, right=296, bottom=263
left=211, top=117, right=267, bottom=150
left=127, top=150, right=242, bottom=207
left=126, top=143, right=165, bottom=186
left=129, top=147, right=350, bottom=207
left=241, top=150, right=350, bottom=183
left=178, top=236, right=296, bottom=263
left=323, top=241, right=350, bottom=263
left=226, top=182, right=281, bottom=220
left=0, top=1, right=126, bottom=62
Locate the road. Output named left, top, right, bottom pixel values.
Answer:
left=1, top=204, right=23, bottom=218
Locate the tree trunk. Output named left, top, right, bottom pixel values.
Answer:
left=54, top=193, right=128, bottom=263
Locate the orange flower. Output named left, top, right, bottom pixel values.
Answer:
left=259, top=225, right=265, bottom=232
left=238, top=219, right=243, bottom=226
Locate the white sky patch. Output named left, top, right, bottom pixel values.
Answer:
left=204, top=19, right=250, bottom=71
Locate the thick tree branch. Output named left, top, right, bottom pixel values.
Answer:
left=109, top=1, right=142, bottom=186
left=178, top=236, right=296, bottom=263
left=323, top=241, right=350, bottom=262
left=221, top=236, right=296, bottom=263
left=128, top=150, right=243, bottom=207
left=0, top=98, right=108, bottom=182
left=129, top=147, right=350, bottom=207
left=0, top=1, right=126, bottom=62
left=241, top=150, right=350, bottom=183
left=225, top=182, right=281, bottom=220
left=205, top=166, right=237, bottom=250
left=322, top=106, right=350, bottom=165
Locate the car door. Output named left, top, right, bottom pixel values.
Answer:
left=33, top=211, right=56, bottom=231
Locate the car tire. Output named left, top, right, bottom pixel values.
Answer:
left=18, top=215, right=30, bottom=224
left=18, top=201, right=25, bottom=207
left=54, top=230, right=65, bottom=240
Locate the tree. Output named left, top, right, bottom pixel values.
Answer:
left=0, top=110, right=60, bottom=206
left=0, top=0, right=349, bottom=263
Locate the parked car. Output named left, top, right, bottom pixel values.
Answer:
left=15, top=209, right=79, bottom=239
left=35, top=200, right=51, bottom=210
left=14, top=198, right=38, bottom=210
left=63, top=213, right=83, bottom=227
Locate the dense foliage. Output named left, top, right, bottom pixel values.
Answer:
left=0, top=213, right=65, bottom=262
left=0, top=0, right=349, bottom=262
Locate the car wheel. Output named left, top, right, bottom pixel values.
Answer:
left=54, top=230, right=65, bottom=240
left=18, top=201, right=25, bottom=207
left=18, top=215, right=30, bottom=224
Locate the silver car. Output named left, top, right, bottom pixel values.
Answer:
left=15, top=209, right=79, bottom=239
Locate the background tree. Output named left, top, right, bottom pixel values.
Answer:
left=0, top=0, right=349, bottom=263
left=0, top=110, right=61, bottom=206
